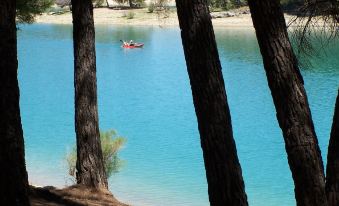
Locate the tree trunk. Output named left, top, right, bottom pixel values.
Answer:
left=0, top=1, right=30, bottom=205
left=129, top=0, right=133, bottom=8
left=71, top=0, right=108, bottom=189
left=326, top=89, right=339, bottom=206
left=175, top=1, right=248, bottom=206
left=248, top=1, right=328, bottom=206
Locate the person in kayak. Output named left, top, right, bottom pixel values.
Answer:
left=129, top=40, right=135, bottom=46
left=120, top=40, right=129, bottom=46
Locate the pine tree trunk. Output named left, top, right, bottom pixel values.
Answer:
left=326, top=89, right=339, bottom=206
left=71, top=0, right=108, bottom=189
left=0, top=1, right=30, bottom=205
left=248, top=1, right=328, bottom=206
left=175, top=1, right=248, bottom=205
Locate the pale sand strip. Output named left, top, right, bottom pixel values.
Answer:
left=35, top=8, right=260, bottom=27
left=35, top=7, right=325, bottom=29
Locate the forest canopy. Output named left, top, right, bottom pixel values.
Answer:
left=17, top=0, right=53, bottom=23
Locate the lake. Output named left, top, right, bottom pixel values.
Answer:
left=18, top=24, right=339, bottom=206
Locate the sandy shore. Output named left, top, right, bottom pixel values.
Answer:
left=35, top=7, right=304, bottom=29
left=36, top=8, right=178, bottom=26
left=35, top=7, right=263, bottom=28
left=35, top=7, right=326, bottom=29
left=30, top=185, right=128, bottom=206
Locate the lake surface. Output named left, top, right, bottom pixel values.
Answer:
left=18, top=24, right=339, bottom=206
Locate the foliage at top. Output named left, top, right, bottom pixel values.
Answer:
left=66, top=130, right=126, bottom=181
left=280, top=0, right=304, bottom=9
left=288, top=0, right=339, bottom=59
left=208, top=0, right=247, bottom=10
left=207, top=0, right=310, bottom=11
left=110, top=0, right=145, bottom=7
left=92, top=0, right=107, bottom=7
left=17, top=0, right=53, bottom=23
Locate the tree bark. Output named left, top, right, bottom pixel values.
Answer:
left=326, top=89, right=339, bottom=206
left=248, top=1, right=328, bottom=206
left=175, top=1, right=248, bottom=206
left=0, top=1, right=30, bottom=205
left=128, top=0, right=133, bottom=8
left=71, top=0, right=108, bottom=189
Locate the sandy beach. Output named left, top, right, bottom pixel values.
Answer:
left=34, top=7, right=263, bottom=27
left=34, top=7, right=304, bottom=29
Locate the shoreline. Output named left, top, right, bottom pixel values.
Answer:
left=35, top=7, right=257, bottom=28
left=34, top=6, right=335, bottom=31
left=34, top=7, right=317, bottom=30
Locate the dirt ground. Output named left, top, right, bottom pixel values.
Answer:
left=30, top=185, right=129, bottom=206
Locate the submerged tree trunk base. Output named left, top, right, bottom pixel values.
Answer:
left=248, top=1, right=328, bottom=206
left=0, top=0, right=30, bottom=205
left=71, top=0, right=108, bottom=190
left=175, top=0, right=248, bottom=205
left=326, top=89, right=339, bottom=206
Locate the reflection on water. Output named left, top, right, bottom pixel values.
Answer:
left=18, top=24, right=339, bottom=206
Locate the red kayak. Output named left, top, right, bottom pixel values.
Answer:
left=122, top=43, right=144, bottom=48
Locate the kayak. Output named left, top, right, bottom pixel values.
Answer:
left=122, top=43, right=144, bottom=48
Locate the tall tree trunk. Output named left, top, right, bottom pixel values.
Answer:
left=128, top=0, right=133, bottom=8
left=0, top=0, right=30, bottom=205
left=326, top=89, right=339, bottom=206
left=248, top=1, right=328, bottom=206
left=175, top=1, right=248, bottom=205
left=71, top=0, right=108, bottom=189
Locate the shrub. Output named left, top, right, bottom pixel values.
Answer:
left=126, top=11, right=136, bottom=19
left=92, top=0, right=106, bottom=7
left=148, top=3, right=155, bottom=13
left=208, top=0, right=247, bottom=11
left=66, top=130, right=126, bottom=181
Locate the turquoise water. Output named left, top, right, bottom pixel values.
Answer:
left=18, top=24, right=339, bottom=206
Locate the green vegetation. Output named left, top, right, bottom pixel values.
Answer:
left=114, top=0, right=145, bottom=7
left=148, top=3, right=155, bottom=13
left=133, top=0, right=146, bottom=7
left=207, top=0, right=305, bottom=11
left=17, top=0, right=53, bottom=23
left=154, top=0, right=170, bottom=8
left=280, top=0, right=304, bottom=9
left=66, top=130, right=126, bottom=180
left=208, top=0, right=247, bottom=11
left=92, top=0, right=107, bottom=7
left=126, top=11, right=136, bottom=19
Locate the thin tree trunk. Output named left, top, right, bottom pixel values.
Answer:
left=71, top=0, right=108, bottom=189
left=326, top=89, right=339, bottom=206
left=248, top=1, right=327, bottom=206
left=0, top=0, right=30, bottom=205
left=175, top=1, right=248, bottom=205
left=128, top=0, right=133, bottom=8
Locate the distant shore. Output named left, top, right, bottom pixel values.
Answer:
left=34, top=7, right=263, bottom=28
left=34, top=6, right=332, bottom=30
